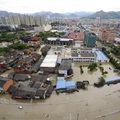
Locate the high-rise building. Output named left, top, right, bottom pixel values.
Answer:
left=98, top=28, right=116, bottom=43
left=29, top=15, right=35, bottom=26
left=8, top=15, right=14, bottom=24
left=5, top=15, right=46, bottom=26
left=1, top=16, right=8, bottom=24
left=84, top=32, right=97, bottom=47
left=34, top=16, right=41, bottom=26
left=40, top=16, right=46, bottom=26
left=13, top=15, right=20, bottom=25
left=19, top=15, right=25, bottom=25
left=24, top=15, right=30, bottom=26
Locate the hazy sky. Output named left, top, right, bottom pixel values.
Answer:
left=0, top=0, right=120, bottom=13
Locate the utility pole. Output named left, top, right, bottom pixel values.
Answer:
left=77, top=113, right=79, bottom=120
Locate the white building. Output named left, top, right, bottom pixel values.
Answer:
left=64, top=47, right=109, bottom=63
left=95, top=51, right=109, bottom=63
left=29, top=15, right=35, bottom=26
left=40, top=55, right=58, bottom=73
left=34, top=23, right=51, bottom=32
left=24, top=15, right=30, bottom=26
left=19, top=15, right=25, bottom=25
left=8, top=15, right=14, bottom=24
left=1, top=16, right=8, bottom=24
left=13, top=15, right=20, bottom=25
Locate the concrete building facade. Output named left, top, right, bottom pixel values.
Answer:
left=98, top=28, right=116, bottom=43
left=29, top=15, right=35, bottom=26
left=1, top=15, right=46, bottom=26
left=8, top=15, right=14, bottom=24
left=1, top=16, right=8, bottom=24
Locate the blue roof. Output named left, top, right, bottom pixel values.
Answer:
left=38, top=71, right=44, bottom=74
left=96, top=51, right=109, bottom=60
left=105, top=77, right=120, bottom=83
left=66, top=81, right=75, bottom=87
left=56, top=79, right=66, bottom=89
left=57, top=59, right=61, bottom=64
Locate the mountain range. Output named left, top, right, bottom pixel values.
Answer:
left=0, top=10, right=120, bottom=19
left=87, top=10, right=120, bottom=19
left=0, top=10, right=93, bottom=18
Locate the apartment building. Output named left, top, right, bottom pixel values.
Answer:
left=19, top=15, right=25, bottom=25
left=98, top=28, right=116, bottom=43
left=29, top=15, right=35, bottom=26
left=1, top=16, right=8, bottom=24
left=1, top=15, right=46, bottom=26
left=13, top=15, right=20, bottom=25
left=24, top=15, right=31, bottom=26
left=8, top=15, right=14, bottom=24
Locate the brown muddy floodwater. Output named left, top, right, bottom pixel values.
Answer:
left=0, top=63, right=120, bottom=120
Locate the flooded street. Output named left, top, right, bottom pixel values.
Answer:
left=0, top=62, right=120, bottom=120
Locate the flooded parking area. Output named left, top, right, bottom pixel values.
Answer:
left=0, top=62, right=120, bottom=120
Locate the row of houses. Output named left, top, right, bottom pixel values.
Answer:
left=0, top=49, right=23, bottom=73
left=0, top=75, right=53, bottom=99
left=0, top=48, right=42, bottom=74
left=13, top=53, right=42, bottom=74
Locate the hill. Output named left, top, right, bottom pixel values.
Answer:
left=0, top=10, right=21, bottom=16
left=87, top=10, right=120, bottom=19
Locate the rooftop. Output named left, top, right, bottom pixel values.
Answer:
left=96, top=51, right=109, bottom=60
left=40, top=55, right=58, bottom=68
left=105, top=77, right=120, bottom=83
left=59, top=59, right=73, bottom=70
left=47, top=37, right=73, bottom=41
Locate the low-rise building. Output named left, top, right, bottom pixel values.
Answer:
left=58, top=59, right=74, bottom=78
left=0, top=76, right=15, bottom=93
left=28, top=37, right=42, bottom=44
left=65, top=48, right=96, bottom=62
left=40, top=55, right=58, bottom=73
left=95, top=51, right=109, bottom=62
left=45, top=37, right=74, bottom=46
left=64, top=47, right=109, bottom=63
left=56, top=79, right=76, bottom=90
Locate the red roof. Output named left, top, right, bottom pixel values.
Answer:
left=68, top=32, right=76, bottom=39
left=76, top=32, right=84, bottom=40
left=29, top=37, right=41, bottom=41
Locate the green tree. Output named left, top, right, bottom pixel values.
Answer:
left=41, top=50, right=47, bottom=57
left=88, top=63, right=97, bottom=71
left=98, top=76, right=105, bottom=85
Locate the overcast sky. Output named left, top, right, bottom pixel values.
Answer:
left=0, top=0, right=120, bottom=13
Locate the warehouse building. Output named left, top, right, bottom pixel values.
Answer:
left=40, top=55, right=58, bottom=73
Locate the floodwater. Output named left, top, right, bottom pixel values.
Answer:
left=1, top=62, right=120, bottom=120
left=67, top=62, right=117, bottom=84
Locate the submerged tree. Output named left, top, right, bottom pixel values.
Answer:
left=88, top=63, right=97, bottom=71
left=98, top=76, right=105, bottom=85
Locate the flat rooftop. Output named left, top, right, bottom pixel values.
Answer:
left=40, top=55, right=58, bottom=68
left=81, top=53, right=95, bottom=57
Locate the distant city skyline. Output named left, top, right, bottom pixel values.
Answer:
left=0, top=0, right=120, bottom=14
